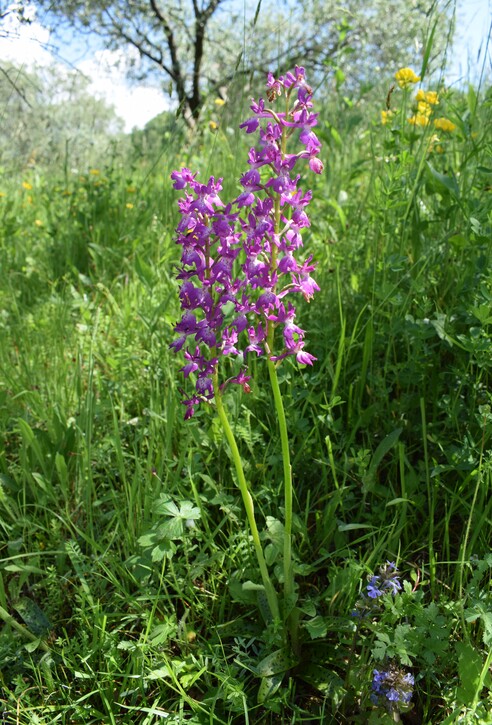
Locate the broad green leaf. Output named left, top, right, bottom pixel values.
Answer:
left=257, top=671, right=284, bottom=703
left=255, top=649, right=296, bottom=677
left=151, top=540, right=175, bottom=562
left=24, top=638, right=42, bottom=653
left=456, top=641, right=482, bottom=705
left=242, top=580, right=264, bottom=592
left=426, top=162, right=460, bottom=198
left=14, top=597, right=51, bottom=636
left=304, top=615, right=328, bottom=640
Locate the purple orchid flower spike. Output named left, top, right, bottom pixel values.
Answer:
left=171, top=67, right=323, bottom=416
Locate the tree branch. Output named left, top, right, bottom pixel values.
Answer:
left=0, top=66, right=33, bottom=107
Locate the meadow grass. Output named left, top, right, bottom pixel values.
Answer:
left=0, top=67, right=491, bottom=724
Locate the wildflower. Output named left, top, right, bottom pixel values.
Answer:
left=0, top=192, right=5, bottom=198
left=417, top=101, right=432, bottom=117
left=369, top=561, right=401, bottom=597
left=34, top=219, right=43, bottom=227
left=381, top=109, right=394, bottom=125
left=408, top=113, right=430, bottom=127
left=395, top=67, right=420, bottom=89
left=371, top=664, right=414, bottom=715
left=433, top=117, right=456, bottom=132
left=126, top=202, right=134, bottom=209
left=416, top=89, right=439, bottom=105
left=22, top=181, right=33, bottom=190
left=89, top=168, right=100, bottom=176
left=352, top=562, right=402, bottom=617
left=214, top=98, right=226, bottom=106
left=171, top=67, right=321, bottom=417
left=209, top=120, right=219, bottom=131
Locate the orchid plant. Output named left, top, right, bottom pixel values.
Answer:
left=170, top=66, right=323, bottom=652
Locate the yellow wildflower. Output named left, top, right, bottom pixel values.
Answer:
left=381, top=109, right=394, bottom=125
left=34, top=219, right=43, bottom=227
left=126, top=186, right=137, bottom=193
left=395, top=67, right=421, bottom=89
left=22, top=181, right=33, bottom=190
left=408, top=113, right=430, bottom=127
left=125, top=202, right=134, bottom=209
left=417, top=101, right=432, bottom=117
left=416, top=89, right=439, bottom=105
left=0, top=192, right=5, bottom=198
left=214, top=98, right=225, bottom=106
left=89, top=168, right=100, bottom=176
left=433, top=117, right=456, bottom=132
left=209, top=120, right=218, bottom=131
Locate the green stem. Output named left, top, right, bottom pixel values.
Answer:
left=267, top=359, right=297, bottom=647
left=262, top=99, right=298, bottom=648
left=213, top=374, right=280, bottom=622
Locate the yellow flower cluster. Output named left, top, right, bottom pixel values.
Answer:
left=381, top=70, right=457, bottom=151
left=433, top=117, right=457, bottom=133
left=416, top=89, right=439, bottom=105
left=381, top=109, right=395, bottom=125
left=408, top=91, right=456, bottom=133
left=395, top=67, right=421, bottom=89
left=408, top=87, right=441, bottom=128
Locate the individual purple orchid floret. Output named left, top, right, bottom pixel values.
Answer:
left=171, top=67, right=323, bottom=417
left=171, top=167, right=197, bottom=189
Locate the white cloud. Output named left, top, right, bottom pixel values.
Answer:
left=0, top=3, right=53, bottom=67
left=0, top=5, right=170, bottom=131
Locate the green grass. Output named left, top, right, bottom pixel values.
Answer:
left=0, top=66, right=491, bottom=723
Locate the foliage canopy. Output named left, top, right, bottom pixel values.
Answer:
left=24, top=0, right=454, bottom=124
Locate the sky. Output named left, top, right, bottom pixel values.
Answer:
left=0, top=0, right=490, bottom=132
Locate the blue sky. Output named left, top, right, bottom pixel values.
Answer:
left=0, top=0, right=490, bottom=130
left=449, top=0, right=491, bottom=82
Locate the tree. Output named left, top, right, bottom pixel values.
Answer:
left=0, top=61, right=124, bottom=171
left=25, top=0, right=454, bottom=126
